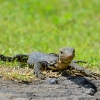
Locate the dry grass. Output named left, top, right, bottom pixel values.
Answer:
left=0, top=62, right=99, bottom=83
left=0, top=65, right=35, bottom=83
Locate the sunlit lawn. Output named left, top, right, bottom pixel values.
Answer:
left=0, top=0, right=100, bottom=81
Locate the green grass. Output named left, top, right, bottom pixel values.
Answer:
left=0, top=0, right=100, bottom=81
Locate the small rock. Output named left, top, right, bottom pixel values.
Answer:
left=48, top=78, right=58, bottom=84
left=85, top=88, right=96, bottom=95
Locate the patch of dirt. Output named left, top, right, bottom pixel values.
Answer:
left=0, top=75, right=100, bottom=100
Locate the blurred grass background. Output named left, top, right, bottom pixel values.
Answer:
left=0, top=0, right=100, bottom=71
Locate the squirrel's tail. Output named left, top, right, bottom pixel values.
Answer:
left=0, top=54, right=28, bottom=62
left=0, top=54, right=13, bottom=62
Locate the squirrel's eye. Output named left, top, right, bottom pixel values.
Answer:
left=60, top=51, right=63, bottom=54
